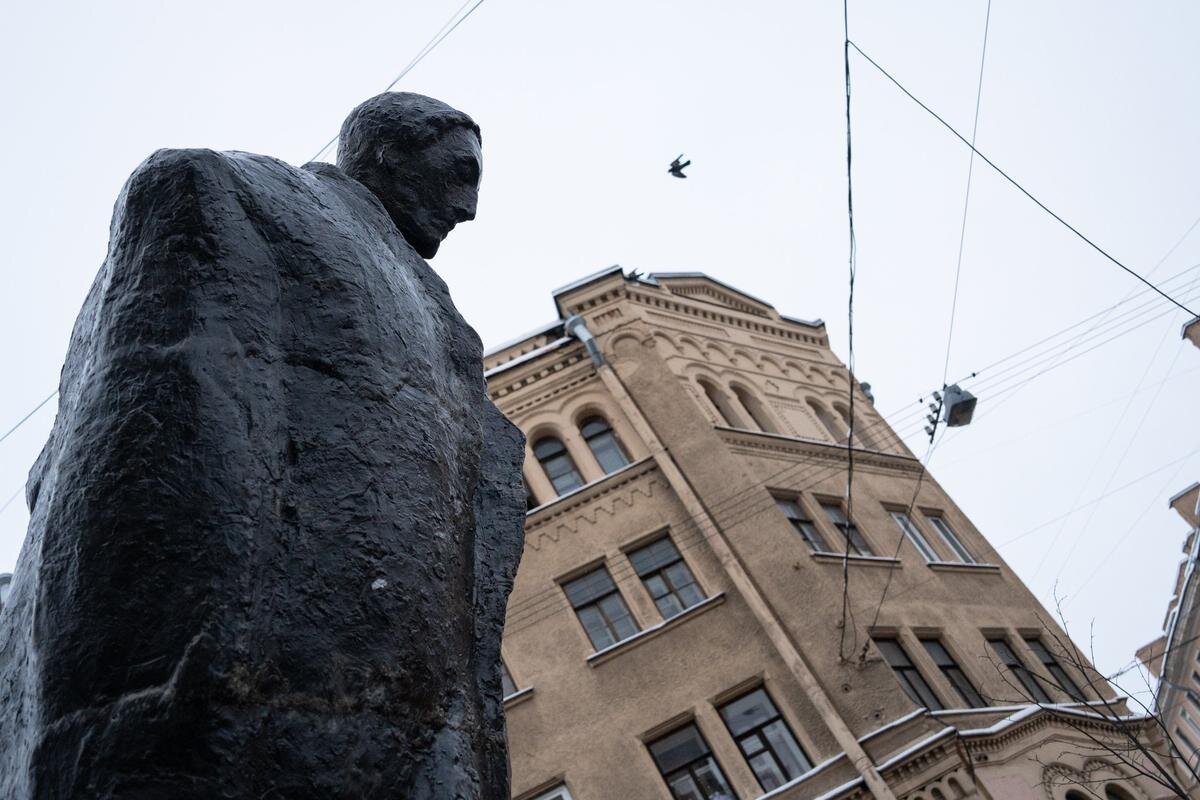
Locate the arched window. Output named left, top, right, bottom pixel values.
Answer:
left=1065, top=792, right=1089, bottom=800
left=807, top=399, right=845, bottom=442
left=731, top=384, right=780, bottom=434
left=834, top=402, right=881, bottom=450
left=580, top=416, right=629, bottom=475
left=533, top=436, right=584, bottom=497
left=1105, top=786, right=1135, bottom=800
left=698, top=378, right=744, bottom=428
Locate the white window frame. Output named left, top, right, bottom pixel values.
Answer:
left=890, top=511, right=938, bottom=562
left=532, top=786, right=574, bottom=800
left=927, top=514, right=976, bottom=564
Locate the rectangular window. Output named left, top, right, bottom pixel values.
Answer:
left=647, top=724, right=735, bottom=800
left=563, top=567, right=639, bottom=651
left=874, top=637, right=942, bottom=710
left=500, top=660, right=517, bottom=697
left=988, top=638, right=1051, bottom=703
left=532, top=787, right=574, bottom=800
left=921, top=638, right=985, bottom=708
left=629, top=537, right=706, bottom=619
left=1023, top=637, right=1086, bottom=702
left=926, top=514, right=976, bottom=564
left=775, top=497, right=830, bottom=552
left=1183, top=708, right=1200, bottom=741
left=718, top=687, right=812, bottom=791
left=890, top=511, right=938, bottom=562
left=819, top=502, right=873, bottom=556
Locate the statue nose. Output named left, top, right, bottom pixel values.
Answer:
left=454, top=203, right=476, bottom=223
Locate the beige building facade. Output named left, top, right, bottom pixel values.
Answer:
left=1138, top=482, right=1200, bottom=795
left=487, top=268, right=1170, bottom=800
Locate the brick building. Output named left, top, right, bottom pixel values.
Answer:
left=487, top=267, right=1165, bottom=799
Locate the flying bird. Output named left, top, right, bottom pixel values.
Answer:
left=668, top=154, right=691, bottom=179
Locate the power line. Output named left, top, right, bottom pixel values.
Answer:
left=306, top=0, right=488, bottom=164
left=847, top=41, right=1198, bottom=318
left=0, top=486, right=22, bottom=516
left=993, top=445, right=1200, bottom=550
left=839, top=0, right=859, bottom=663
left=0, top=390, right=57, bottom=446
left=940, top=0, right=992, bottom=387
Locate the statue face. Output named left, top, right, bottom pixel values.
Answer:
left=376, top=126, right=482, bottom=259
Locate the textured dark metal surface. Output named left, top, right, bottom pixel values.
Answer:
left=0, top=93, right=525, bottom=799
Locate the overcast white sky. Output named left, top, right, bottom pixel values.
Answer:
left=1, top=0, right=1197, bottom=697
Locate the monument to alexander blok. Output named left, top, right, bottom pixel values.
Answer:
left=0, top=93, right=526, bottom=799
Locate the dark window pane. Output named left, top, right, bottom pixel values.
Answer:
left=500, top=661, right=517, bottom=696
left=1025, top=638, right=1086, bottom=701
left=989, top=638, right=1051, bottom=703
left=776, top=497, right=832, bottom=552
left=631, top=537, right=706, bottom=620
left=748, top=751, right=787, bottom=790
left=630, top=538, right=681, bottom=576
left=763, top=720, right=810, bottom=780
left=534, top=436, right=585, bottom=496
left=649, top=725, right=711, bottom=775
left=921, top=639, right=985, bottom=708
left=563, top=568, right=616, bottom=607
left=654, top=593, right=685, bottom=619
left=720, top=688, right=774, bottom=736
left=718, top=687, right=811, bottom=789
left=820, top=502, right=872, bottom=555
left=580, top=416, right=630, bottom=474
left=875, top=638, right=941, bottom=710
left=576, top=605, right=615, bottom=650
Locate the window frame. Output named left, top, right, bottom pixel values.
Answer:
left=1023, top=636, right=1086, bottom=702
left=874, top=636, right=943, bottom=710
left=531, top=786, right=575, bottom=800
left=500, top=659, right=518, bottom=697
left=647, top=723, right=736, bottom=800
left=717, top=685, right=813, bottom=791
left=919, top=638, right=985, bottom=708
left=988, top=637, right=1051, bottom=704
left=533, top=435, right=586, bottom=497
left=889, top=510, right=939, bottom=562
left=561, top=566, right=640, bottom=651
left=774, top=495, right=831, bottom=553
left=578, top=415, right=630, bottom=475
left=628, top=535, right=707, bottom=620
left=817, top=499, right=874, bottom=556
left=924, top=512, right=977, bottom=564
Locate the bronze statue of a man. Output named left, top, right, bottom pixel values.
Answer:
left=0, top=93, right=526, bottom=799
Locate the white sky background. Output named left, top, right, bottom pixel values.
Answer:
left=1, top=0, right=1197, bottom=700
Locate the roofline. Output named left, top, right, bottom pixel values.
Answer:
left=551, top=265, right=624, bottom=302
left=482, top=320, right=562, bottom=358
left=483, top=336, right=573, bottom=379
left=1168, top=481, right=1200, bottom=509
left=649, top=272, right=825, bottom=329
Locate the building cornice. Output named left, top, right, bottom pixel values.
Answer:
left=715, top=426, right=922, bottom=476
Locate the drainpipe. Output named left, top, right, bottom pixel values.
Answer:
left=564, top=314, right=605, bottom=366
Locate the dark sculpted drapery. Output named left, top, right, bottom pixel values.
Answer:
left=0, top=94, right=525, bottom=800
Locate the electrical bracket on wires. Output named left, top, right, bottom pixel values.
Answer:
left=923, top=384, right=979, bottom=442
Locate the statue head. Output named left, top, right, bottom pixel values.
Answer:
left=337, top=92, right=482, bottom=259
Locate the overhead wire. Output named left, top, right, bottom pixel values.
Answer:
left=0, top=390, right=57, bottom=447
left=863, top=0, right=993, bottom=648
left=939, top=0, right=992, bottom=388
left=838, top=0, right=860, bottom=662
left=306, top=0, right=487, bottom=164
left=846, top=41, right=1197, bottom=318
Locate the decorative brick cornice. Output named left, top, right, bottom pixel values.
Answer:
left=716, top=427, right=921, bottom=475
left=524, top=458, right=660, bottom=551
